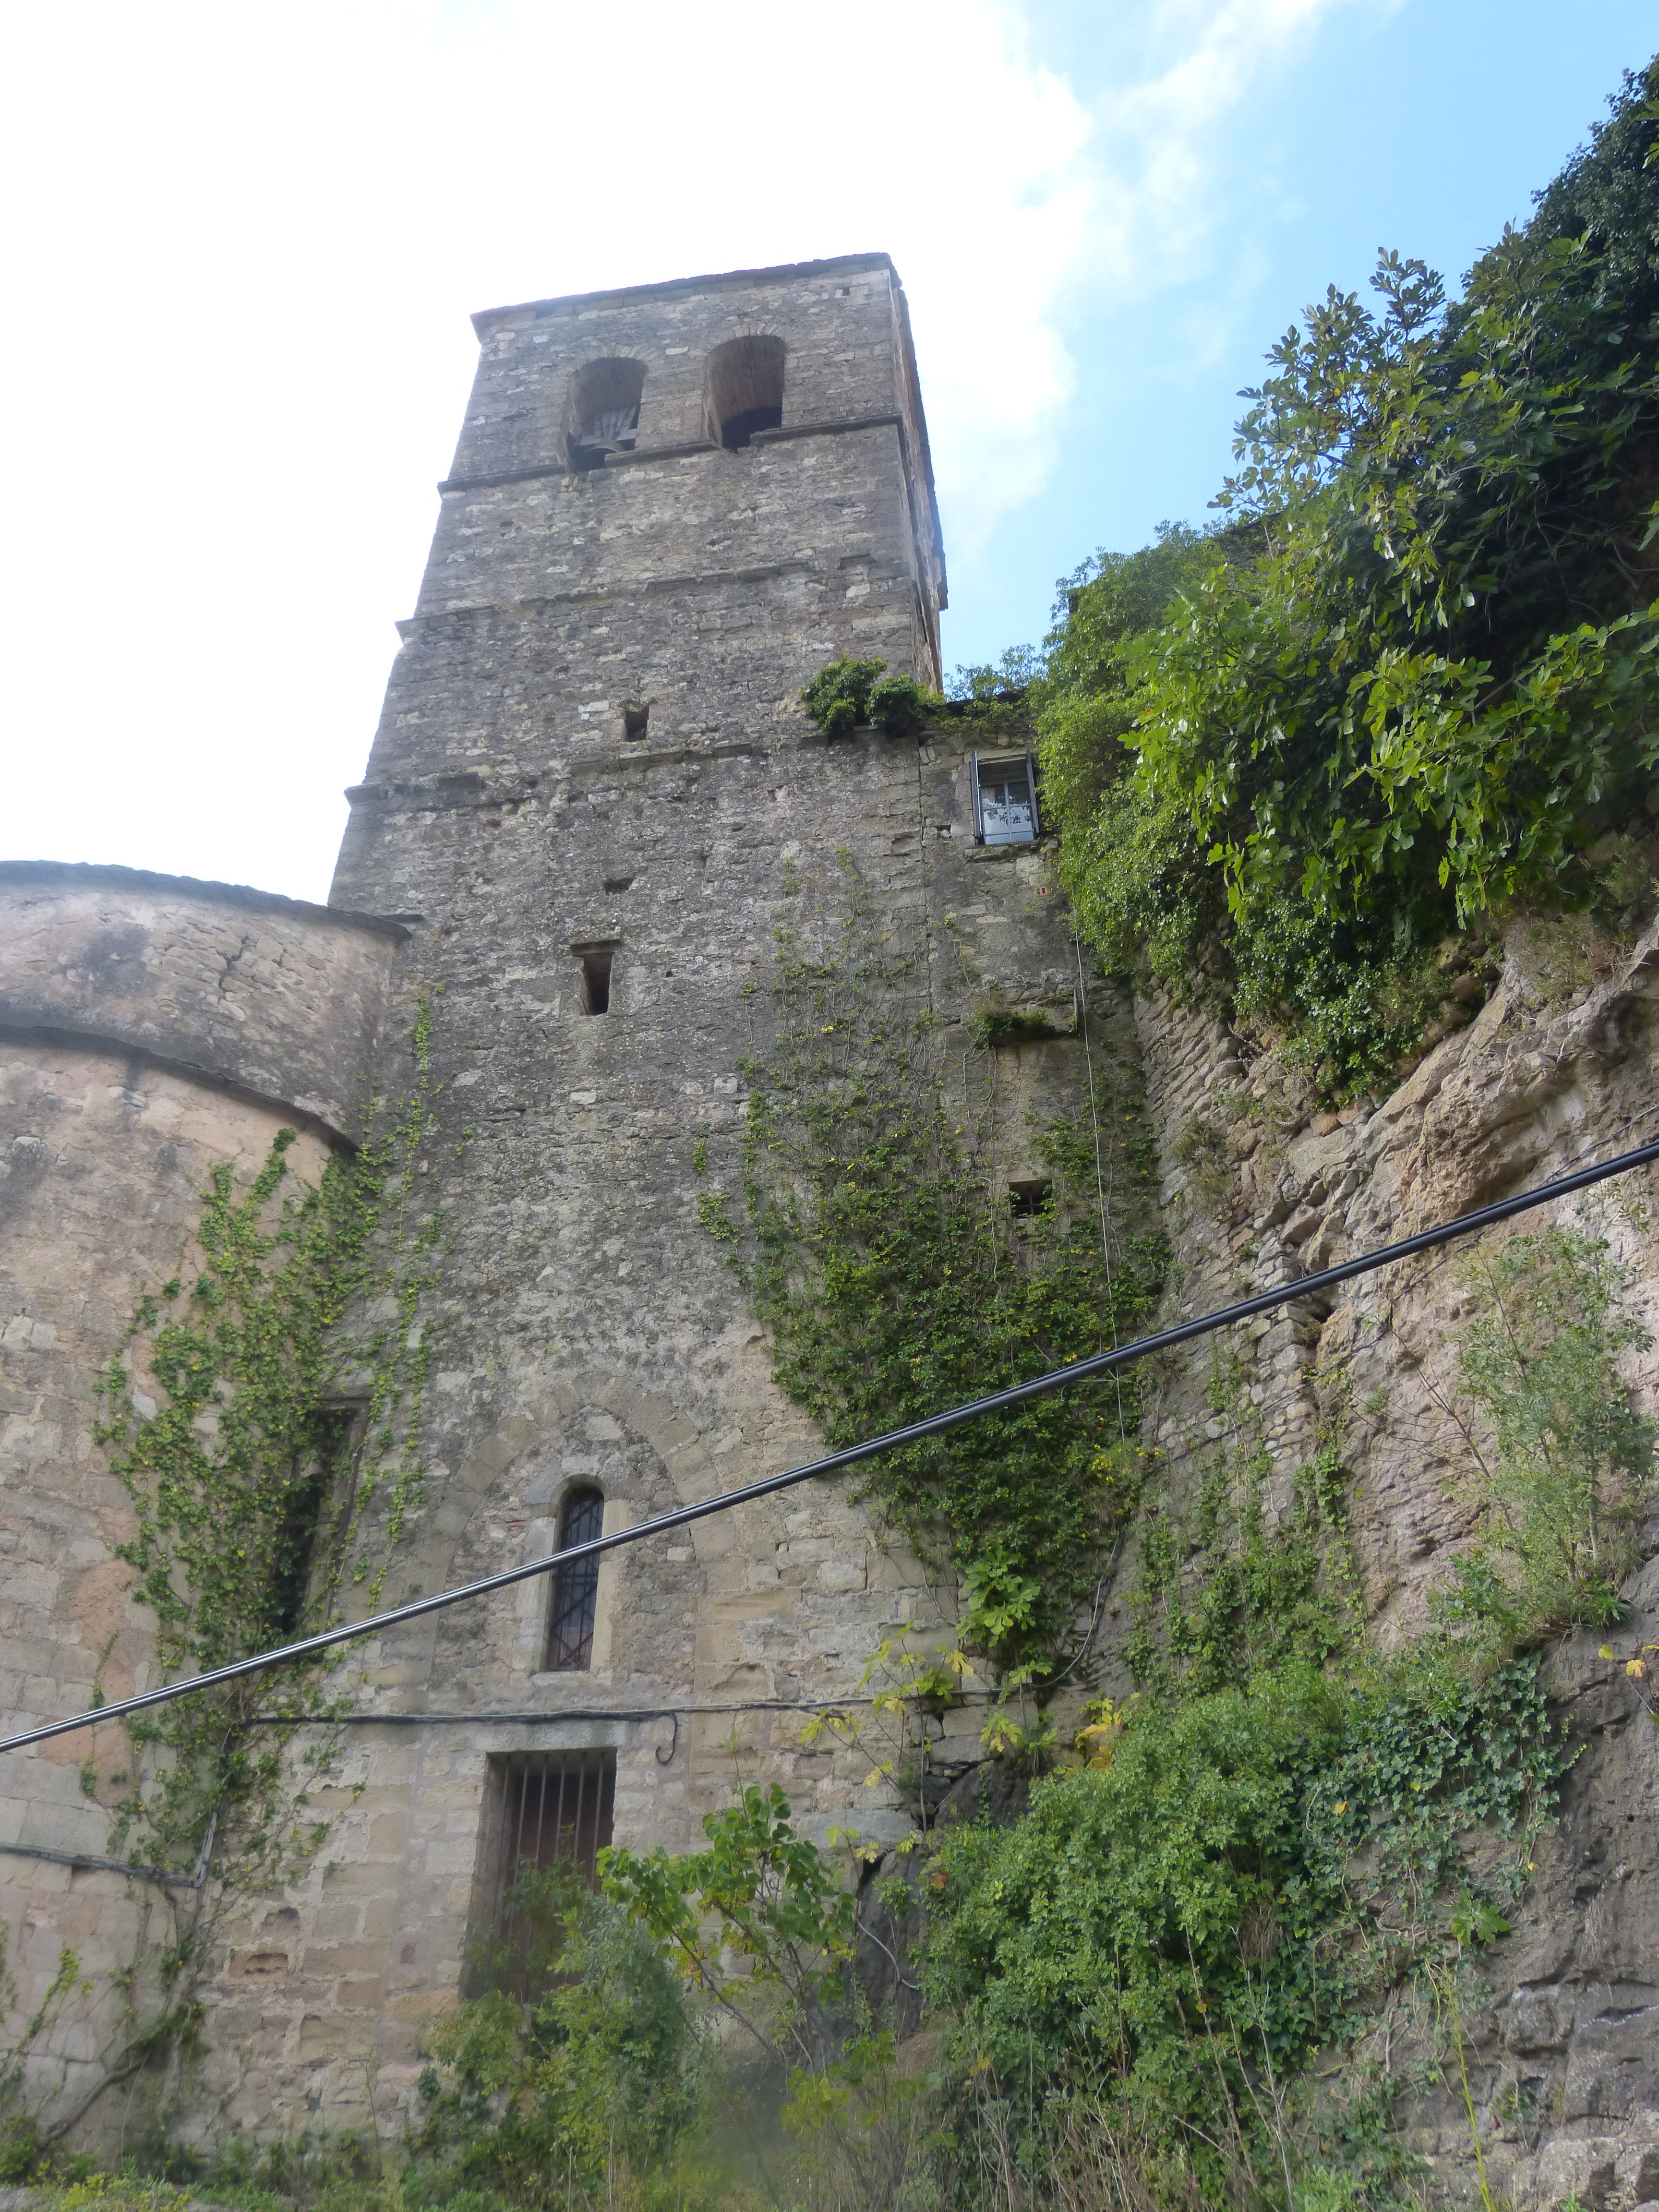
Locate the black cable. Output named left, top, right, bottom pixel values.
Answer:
left=4, top=1128, right=1658, bottom=1761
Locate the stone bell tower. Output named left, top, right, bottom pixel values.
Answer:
left=330, top=251, right=947, bottom=920
left=3, top=255, right=1096, bottom=2139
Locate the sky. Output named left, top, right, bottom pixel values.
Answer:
left=2, top=0, right=1654, bottom=904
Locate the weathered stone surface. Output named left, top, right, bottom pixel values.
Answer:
left=0, top=258, right=1115, bottom=2143
left=0, top=863, right=406, bottom=1141
left=3, top=252, right=1655, bottom=2201
left=1122, top=932, right=1659, bottom=2207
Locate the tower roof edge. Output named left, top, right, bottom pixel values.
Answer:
left=469, top=252, right=900, bottom=336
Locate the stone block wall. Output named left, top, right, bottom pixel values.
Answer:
left=0, top=872, right=408, bottom=2128
left=188, top=709, right=1115, bottom=2139
left=0, top=260, right=1118, bottom=2143
left=0, top=864, right=407, bottom=1142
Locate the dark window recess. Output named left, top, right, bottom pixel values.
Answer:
left=969, top=750, right=1041, bottom=846
left=602, top=874, right=635, bottom=893
left=1008, top=1178, right=1053, bottom=1218
left=267, top=1407, right=361, bottom=1639
left=474, top=1751, right=616, bottom=1997
left=576, top=947, right=613, bottom=1016
left=707, top=334, right=786, bottom=449
left=545, top=1486, right=605, bottom=1669
left=566, top=357, right=646, bottom=471
left=622, top=703, right=649, bottom=741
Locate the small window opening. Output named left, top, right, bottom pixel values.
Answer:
left=268, top=1407, right=361, bottom=1639
left=602, top=874, right=635, bottom=893
left=622, top=702, right=649, bottom=741
left=707, top=334, right=786, bottom=449
left=473, top=1750, right=616, bottom=1998
left=970, top=751, right=1041, bottom=846
left=545, top=1486, right=605, bottom=1669
left=576, top=946, right=614, bottom=1016
left=566, top=357, right=646, bottom=472
left=1008, top=1178, right=1053, bottom=1218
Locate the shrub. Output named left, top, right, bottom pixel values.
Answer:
left=415, top=1869, right=704, bottom=2207
left=1439, top=1226, right=1656, bottom=1642
left=799, top=657, right=888, bottom=737
left=1034, top=63, right=1659, bottom=1098
left=799, top=658, right=940, bottom=738
left=924, top=1657, right=1567, bottom=2202
left=867, top=672, right=932, bottom=735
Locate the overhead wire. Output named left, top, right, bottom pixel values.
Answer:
left=3, top=1126, right=1659, bottom=1762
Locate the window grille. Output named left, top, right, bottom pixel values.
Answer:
left=545, top=1486, right=604, bottom=1669
left=969, top=752, right=1040, bottom=845
left=474, top=1750, right=617, bottom=1995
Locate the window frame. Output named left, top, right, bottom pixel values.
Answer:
left=969, top=749, right=1042, bottom=846
left=465, top=1748, right=617, bottom=1998
left=544, top=1485, right=605, bottom=1670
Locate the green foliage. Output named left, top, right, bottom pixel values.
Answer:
left=799, top=657, right=888, bottom=737
left=710, top=862, right=1166, bottom=1657
left=417, top=1871, right=703, bottom=2208
left=868, top=673, right=933, bottom=736
left=693, top=1189, right=739, bottom=1242
left=1036, top=63, right=1659, bottom=1097
left=1437, top=1226, right=1656, bottom=1643
left=0, top=1934, right=87, bottom=2181
left=601, top=1782, right=856, bottom=2067
left=1127, top=1426, right=1363, bottom=1693
left=946, top=645, right=1045, bottom=702
left=799, top=658, right=941, bottom=738
left=93, top=1000, right=447, bottom=1890
left=924, top=1656, right=1567, bottom=2205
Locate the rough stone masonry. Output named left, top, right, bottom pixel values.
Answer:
left=3, top=251, right=1657, bottom=2209
left=0, top=255, right=1107, bottom=2141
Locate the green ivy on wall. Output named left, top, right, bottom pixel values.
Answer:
left=704, top=858, right=1166, bottom=1660
left=45, top=992, right=459, bottom=2141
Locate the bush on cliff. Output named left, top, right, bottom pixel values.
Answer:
left=1036, top=60, right=1659, bottom=1098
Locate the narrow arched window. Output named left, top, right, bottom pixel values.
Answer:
left=545, top=1487, right=604, bottom=1670
left=566, top=359, right=646, bottom=471
left=706, top=335, right=786, bottom=449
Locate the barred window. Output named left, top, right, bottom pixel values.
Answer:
left=471, top=1750, right=617, bottom=1997
left=545, top=1486, right=604, bottom=1670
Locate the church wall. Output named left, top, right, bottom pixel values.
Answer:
left=190, top=711, right=1115, bottom=2140
left=0, top=260, right=1115, bottom=2144
left=0, top=874, right=407, bottom=2126
left=0, top=864, right=408, bottom=1143
left=0, top=1039, right=336, bottom=2118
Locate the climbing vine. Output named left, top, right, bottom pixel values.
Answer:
left=56, top=992, right=457, bottom=2135
left=706, top=857, right=1166, bottom=1660
left=1125, top=1342, right=1365, bottom=1692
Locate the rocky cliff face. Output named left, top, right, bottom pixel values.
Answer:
left=1122, top=918, right=1659, bottom=2211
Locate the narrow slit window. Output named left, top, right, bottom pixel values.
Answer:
left=622, top=703, right=649, bottom=741
left=706, top=335, right=786, bottom=449
left=566, top=358, right=646, bottom=471
left=970, top=751, right=1040, bottom=846
left=577, top=946, right=613, bottom=1015
left=545, top=1486, right=605, bottom=1670
left=267, top=1406, right=362, bottom=1639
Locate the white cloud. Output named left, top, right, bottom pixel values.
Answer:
left=1082, top=0, right=1398, bottom=301
left=0, top=0, right=1373, bottom=896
